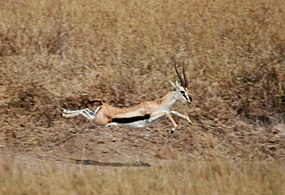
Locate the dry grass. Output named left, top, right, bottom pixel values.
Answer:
left=0, top=0, right=285, bottom=194
left=0, top=157, right=284, bottom=195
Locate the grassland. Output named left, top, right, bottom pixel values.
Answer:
left=0, top=0, right=285, bottom=194
left=1, top=157, right=285, bottom=195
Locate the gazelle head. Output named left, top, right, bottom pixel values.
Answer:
left=169, top=59, right=192, bottom=104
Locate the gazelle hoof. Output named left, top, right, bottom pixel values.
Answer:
left=61, top=108, right=67, bottom=117
left=188, top=119, right=192, bottom=125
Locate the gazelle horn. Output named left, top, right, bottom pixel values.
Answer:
left=172, top=58, right=184, bottom=86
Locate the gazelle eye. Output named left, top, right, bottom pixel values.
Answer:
left=180, top=91, right=185, bottom=94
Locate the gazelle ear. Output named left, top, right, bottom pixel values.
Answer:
left=175, top=81, right=181, bottom=87
left=169, top=80, right=177, bottom=88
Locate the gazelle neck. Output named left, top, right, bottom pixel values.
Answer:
left=159, top=91, right=177, bottom=110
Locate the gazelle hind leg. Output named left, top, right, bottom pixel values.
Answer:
left=82, top=108, right=97, bottom=120
left=62, top=108, right=96, bottom=120
left=62, top=109, right=82, bottom=118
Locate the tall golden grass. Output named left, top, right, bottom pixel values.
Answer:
left=0, top=0, right=285, bottom=194
left=0, top=157, right=284, bottom=195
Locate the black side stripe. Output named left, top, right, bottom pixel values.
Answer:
left=112, top=114, right=150, bottom=123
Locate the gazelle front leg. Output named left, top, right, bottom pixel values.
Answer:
left=165, top=112, right=178, bottom=134
left=148, top=111, right=177, bottom=133
left=170, top=110, right=192, bottom=125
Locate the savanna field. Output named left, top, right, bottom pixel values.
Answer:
left=0, top=0, right=285, bottom=194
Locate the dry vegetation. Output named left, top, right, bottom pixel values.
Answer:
left=0, top=0, right=285, bottom=194
left=1, top=157, right=285, bottom=195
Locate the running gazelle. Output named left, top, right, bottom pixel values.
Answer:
left=62, top=60, right=192, bottom=133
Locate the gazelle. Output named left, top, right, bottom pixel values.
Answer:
left=62, top=60, right=192, bottom=133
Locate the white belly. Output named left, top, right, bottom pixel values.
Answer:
left=107, top=116, right=163, bottom=128
left=107, top=120, right=148, bottom=128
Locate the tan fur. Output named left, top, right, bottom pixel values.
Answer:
left=93, top=92, right=176, bottom=126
